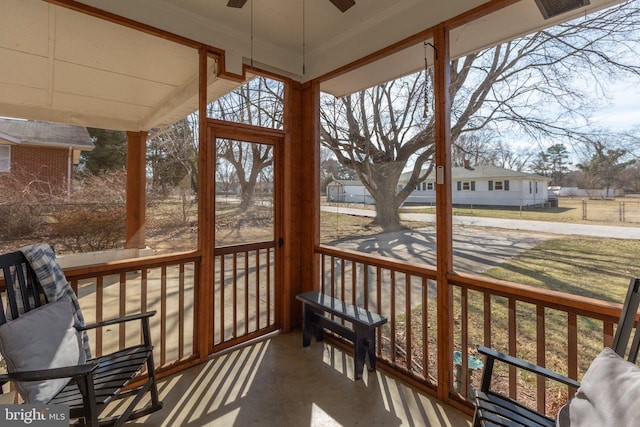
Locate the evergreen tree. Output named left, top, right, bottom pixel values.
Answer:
left=81, top=128, right=127, bottom=174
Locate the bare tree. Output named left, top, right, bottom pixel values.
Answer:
left=321, top=1, right=640, bottom=231
left=321, top=75, right=433, bottom=230
left=208, top=76, right=282, bottom=209
left=452, top=133, right=534, bottom=171
left=217, top=139, right=273, bottom=209
left=577, top=142, right=634, bottom=195
left=215, top=158, right=238, bottom=194
left=147, top=116, right=198, bottom=195
left=619, top=161, right=640, bottom=193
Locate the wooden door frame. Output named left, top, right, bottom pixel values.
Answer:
left=207, top=119, right=285, bottom=352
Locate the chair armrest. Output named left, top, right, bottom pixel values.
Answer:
left=477, top=345, right=580, bottom=389
left=78, top=311, right=156, bottom=331
left=0, top=363, right=97, bottom=382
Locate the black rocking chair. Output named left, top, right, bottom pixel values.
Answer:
left=0, top=249, right=163, bottom=427
left=473, top=277, right=640, bottom=427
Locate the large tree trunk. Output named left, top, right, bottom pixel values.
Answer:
left=372, top=196, right=403, bottom=231
left=366, top=162, right=405, bottom=232
left=239, top=166, right=260, bottom=210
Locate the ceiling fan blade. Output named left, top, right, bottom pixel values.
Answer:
left=329, top=0, right=356, bottom=13
left=227, top=0, right=248, bottom=8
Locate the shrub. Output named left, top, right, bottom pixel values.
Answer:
left=48, top=170, right=127, bottom=252
left=0, top=169, right=57, bottom=239
left=50, top=204, right=126, bottom=252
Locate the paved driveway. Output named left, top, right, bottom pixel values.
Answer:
left=330, top=225, right=555, bottom=274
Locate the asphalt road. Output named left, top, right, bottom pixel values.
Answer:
left=321, top=206, right=640, bottom=240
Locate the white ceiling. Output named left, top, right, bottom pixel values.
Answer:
left=0, top=0, right=624, bottom=131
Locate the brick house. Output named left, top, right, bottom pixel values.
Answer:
left=0, top=118, right=94, bottom=194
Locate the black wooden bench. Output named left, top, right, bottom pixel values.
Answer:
left=296, top=291, right=388, bottom=380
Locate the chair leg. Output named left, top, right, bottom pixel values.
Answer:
left=76, top=374, right=99, bottom=427
left=471, top=409, right=482, bottom=427
left=146, top=351, right=162, bottom=409
left=142, top=316, right=162, bottom=410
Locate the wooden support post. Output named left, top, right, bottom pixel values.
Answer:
left=125, top=130, right=147, bottom=249
left=433, top=22, right=454, bottom=403
left=283, top=79, right=320, bottom=331
left=197, top=47, right=214, bottom=360
left=306, top=81, right=322, bottom=301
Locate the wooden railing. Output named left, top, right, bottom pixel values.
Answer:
left=213, top=241, right=278, bottom=352
left=58, top=243, right=626, bottom=418
left=315, top=244, right=624, bottom=417
left=317, top=245, right=439, bottom=390
left=61, top=242, right=279, bottom=375
left=64, top=252, right=200, bottom=374
left=449, top=272, right=622, bottom=415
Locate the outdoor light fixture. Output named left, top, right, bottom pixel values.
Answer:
left=227, top=0, right=247, bottom=8
left=228, top=0, right=353, bottom=13
left=534, top=0, right=590, bottom=19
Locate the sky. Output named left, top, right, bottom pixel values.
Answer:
left=591, top=80, right=640, bottom=131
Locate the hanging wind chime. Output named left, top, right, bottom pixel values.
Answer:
left=302, top=0, right=306, bottom=75
left=423, top=42, right=429, bottom=118
left=423, top=42, right=437, bottom=119
left=250, top=0, right=254, bottom=69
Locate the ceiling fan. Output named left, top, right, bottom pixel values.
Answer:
left=227, top=0, right=356, bottom=13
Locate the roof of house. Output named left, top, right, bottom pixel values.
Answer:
left=0, top=118, right=94, bottom=151
left=400, top=165, right=549, bottom=182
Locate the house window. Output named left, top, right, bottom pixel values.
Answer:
left=535, top=182, right=539, bottom=193
left=0, top=145, right=10, bottom=172
left=427, top=182, right=434, bottom=190
left=529, top=181, right=532, bottom=194
left=490, top=180, right=509, bottom=191
left=458, top=181, right=475, bottom=191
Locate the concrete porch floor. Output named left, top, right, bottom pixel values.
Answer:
left=131, top=331, right=472, bottom=427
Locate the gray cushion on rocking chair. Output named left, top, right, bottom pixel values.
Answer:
left=556, top=347, right=640, bottom=427
left=0, top=297, right=85, bottom=403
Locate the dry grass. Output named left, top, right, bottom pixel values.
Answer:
left=402, top=197, right=640, bottom=226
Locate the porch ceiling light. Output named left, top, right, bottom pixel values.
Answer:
left=534, top=0, right=590, bottom=19
left=227, top=0, right=248, bottom=8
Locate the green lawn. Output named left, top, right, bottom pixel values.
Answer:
left=482, top=237, right=640, bottom=303
left=455, top=236, right=640, bottom=413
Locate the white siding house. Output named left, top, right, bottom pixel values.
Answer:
left=326, top=180, right=374, bottom=204
left=327, top=166, right=550, bottom=207
left=400, top=165, right=550, bottom=206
